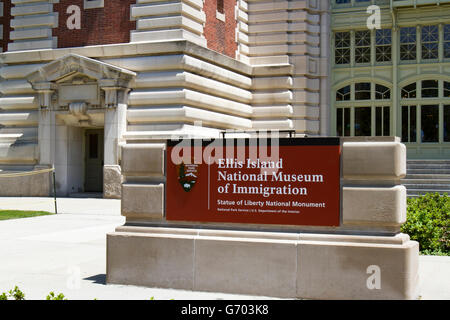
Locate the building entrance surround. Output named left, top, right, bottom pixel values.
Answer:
left=26, top=54, right=135, bottom=197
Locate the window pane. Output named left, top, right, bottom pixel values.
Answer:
left=355, top=107, right=371, bottom=136
left=355, top=82, right=371, bottom=100
left=402, top=106, right=408, bottom=142
left=383, top=107, right=391, bottom=136
left=376, top=106, right=390, bottom=136
left=383, top=107, right=390, bottom=136
left=217, top=0, right=224, bottom=13
left=400, top=27, right=416, bottom=61
left=376, top=45, right=391, bottom=62
left=445, top=105, right=450, bottom=142
left=376, top=29, right=391, bottom=62
left=336, top=0, right=350, bottom=3
left=421, top=25, right=438, bottom=60
left=376, top=107, right=382, bottom=136
left=401, top=83, right=416, bottom=99
left=421, top=105, right=439, bottom=143
left=355, top=30, right=371, bottom=63
left=375, top=84, right=390, bottom=99
left=336, top=85, right=351, bottom=101
left=337, top=108, right=343, bottom=136
left=445, top=25, right=450, bottom=41
left=335, top=32, right=350, bottom=64
left=444, top=81, right=450, bottom=98
left=400, top=27, right=416, bottom=43
left=410, top=106, right=417, bottom=142
left=89, top=134, right=98, bottom=159
left=445, top=42, right=450, bottom=59
left=445, top=25, right=450, bottom=58
left=344, top=108, right=350, bottom=136
left=421, top=80, right=438, bottom=98
left=402, top=105, right=417, bottom=142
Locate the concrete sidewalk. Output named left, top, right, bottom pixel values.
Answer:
left=0, top=197, right=448, bottom=300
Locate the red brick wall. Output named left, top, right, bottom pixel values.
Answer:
left=54, top=0, right=135, bottom=48
left=203, top=0, right=237, bottom=59
left=0, top=0, right=12, bottom=52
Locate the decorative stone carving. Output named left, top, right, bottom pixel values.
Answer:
left=32, top=82, right=58, bottom=110
left=69, top=101, right=88, bottom=117
left=26, top=54, right=136, bottom=110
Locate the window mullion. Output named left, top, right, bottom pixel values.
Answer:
left=350, top=107, right=355, bottom=136
left=439, top=23, right=444, bottom=62
left=350, top=30, right=355, bottom=67
left=417, top=104, right=422, bottom=143
left=371, top=29, right=375, bottom=66
left=371, top=106, right=376, bottom=136
left=417, top=25, right=421, bottom=64
left=440, top=103, right=444, bottom=143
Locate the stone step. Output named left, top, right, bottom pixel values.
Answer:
left=407, top=164, right=450, bottom=169
left=402, top=179, right=450, bottom=184
left=407, top=169, right=450, bottom=174
left=403, top=184, right=450, bottom=190
left=407, top=190, right=450, bottom=196
left=407, top=193, right=449, bottom=198
left=407, top=160, right=450, bottom=164
left=405, top=174, right=450, bottom=179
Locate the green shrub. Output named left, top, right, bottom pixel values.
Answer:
left=401, top=193, right=449, bottom=256
left=46, top=292, right=67, bottom=300
left=0, top=286, right=25, bottom=300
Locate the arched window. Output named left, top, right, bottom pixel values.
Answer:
left=444, top=81, right=450, bottom=97
left=335, top=83, right=391, bottom=137
left=401, top=83, right=416, bottom=99
left=355, top=82, right=371, bottom=100
left=375, top=84, right=390, bottom=100
left=401, top=80, right=450, bottom=143
left=336, top=85, right=350, bottom=101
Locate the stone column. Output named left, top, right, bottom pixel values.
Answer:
left=319, top=3, right=330, bottom=136
left=35, top=82, right=57, bottom=169
left=100, top=80, right=130, bottom=198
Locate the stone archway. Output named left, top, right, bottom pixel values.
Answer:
left=26, top=54, right=136, bottom=198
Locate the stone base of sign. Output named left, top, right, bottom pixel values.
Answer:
left=106, top=226, right=419, bottom=299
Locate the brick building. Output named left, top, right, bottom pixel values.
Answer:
left=0, top=0, right=328, bottom=197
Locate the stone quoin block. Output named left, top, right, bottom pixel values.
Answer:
left=121, top=183, right=164, bottom=219
left=121, top=143, right=165, bottom=176
left=342, top=185, right=407, bottom=227
left=342, top=141, right=407, bottom=180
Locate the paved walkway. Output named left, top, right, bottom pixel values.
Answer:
left=0, top=197, right=448, bottom=300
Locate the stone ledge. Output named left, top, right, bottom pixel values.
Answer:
left=106, top=228, right=419, bottom=299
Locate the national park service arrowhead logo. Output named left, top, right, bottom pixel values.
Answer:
left=177, top=162, right=199, bottom=192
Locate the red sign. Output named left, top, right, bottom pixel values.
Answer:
left=166, top=138, right=341, bottom=227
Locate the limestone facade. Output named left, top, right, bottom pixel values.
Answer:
left=0, top=0, right=329, bottom=197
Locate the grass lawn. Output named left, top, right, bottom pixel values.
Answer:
left=0, top=210, right=54, bottom=221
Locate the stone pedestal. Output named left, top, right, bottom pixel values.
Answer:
left=106, top=137, right=420, bottom=299
left=107, top=227, right=418, bottom=299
